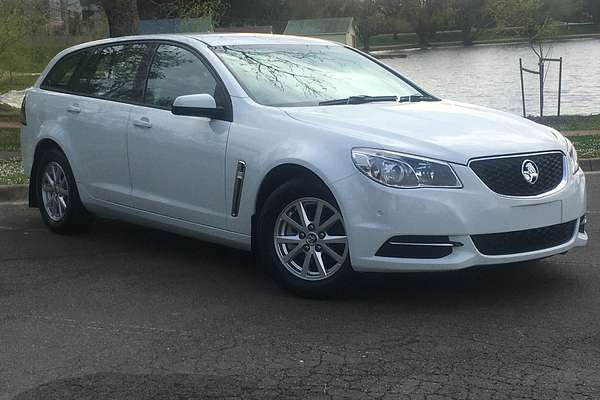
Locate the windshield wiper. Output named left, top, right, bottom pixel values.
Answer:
left=398, top=95, right=437, bottom=103
left=318, top=95, right=398, bottom=106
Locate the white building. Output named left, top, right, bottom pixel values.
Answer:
left=284, top=17, right=357, bottom=47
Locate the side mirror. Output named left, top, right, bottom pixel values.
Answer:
left=171, top=94, right=225, bottom=119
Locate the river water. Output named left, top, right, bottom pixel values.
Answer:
left=382, top=38, right=600, bottom=117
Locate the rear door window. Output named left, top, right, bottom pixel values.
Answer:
left=41, top=51, right=88, bottom=92
left=77, top=43, right=150, bottom=102
left=144, top=44, right=223, bottom=108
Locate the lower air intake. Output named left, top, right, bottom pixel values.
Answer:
left=471, top=220, right=577, bottom=256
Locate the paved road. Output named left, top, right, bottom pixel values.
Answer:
left=1, top=174, right=599, bottom=400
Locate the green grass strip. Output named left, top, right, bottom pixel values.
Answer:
left=570, top=135, right=600, bottom=159
left=533, top=114, right=600, bottom=132
left=0, top=158, right=26, bottom=185
left=0, top=128, right=20, bottom=151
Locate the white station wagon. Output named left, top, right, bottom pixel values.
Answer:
left=21, top=34, right=587, bottom=296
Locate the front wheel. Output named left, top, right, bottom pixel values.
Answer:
left=258, top=179, right=354, bottom=297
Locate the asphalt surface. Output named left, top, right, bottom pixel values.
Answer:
left=1, top=173, right=599, bottom=400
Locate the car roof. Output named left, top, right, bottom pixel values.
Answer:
left=186, top=33, right=341, bottom=46
left=67, top=33, right=341, bottom=51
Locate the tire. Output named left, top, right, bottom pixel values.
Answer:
left=36, top=148, right=94, bottom=234
left=258, top=178, right=354, bottom=297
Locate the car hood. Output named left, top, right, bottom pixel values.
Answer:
left=283, top=100, right=564, bottom=165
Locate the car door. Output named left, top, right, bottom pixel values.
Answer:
left=128, top=43, right=232, bottom=228
left=64, top=43, right=151, bottom=206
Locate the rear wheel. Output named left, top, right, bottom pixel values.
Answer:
left=258, top=179, right=353, bottom=297
left=36, top=148, right=94, bottom=234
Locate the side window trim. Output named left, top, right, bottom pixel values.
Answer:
left=73, top=47, right=101, bottom=95
left=132, top=43, right=157, bottom=104
left=141, top=43, right=159, bottom=106
left=38, top=39, right=233, bottom=121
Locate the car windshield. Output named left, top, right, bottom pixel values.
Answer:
left=211, top=44, right=423, bottom=107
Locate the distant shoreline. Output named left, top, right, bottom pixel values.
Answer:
left=368, top=33, right=600, bottom=57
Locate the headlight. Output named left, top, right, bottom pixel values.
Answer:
left=565, top=138, right=579, bottom=174
left=351, top=148, right=462, bottom=188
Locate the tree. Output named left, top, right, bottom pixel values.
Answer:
left=0, top=0, right=46, bottom=79
left=148, top=0, right=229, bottom=22
left=488, top=0, right=552, bottom=45
left=544, top=0, right=584, bottom=22
left=450, top=0, right=489, bottom=45
left=382, top=0, right=450, bottom=48
left=100, top=0, right=230, bottom=36
left=352, top=0, right=383, bottom=51
left=489, top=0, right=557, bottom=116
left=583, top=0, right=600, bottom=24
left=98, top=0, right=139, bottom=37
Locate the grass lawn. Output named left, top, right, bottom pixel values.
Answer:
left=0, top=159, right=26, bottom=185
left=570, top=135, right=600, bottom=159
left=532, top=114, right=600, bottom=132
left=0, top=74, right=38, bottom=94
left=0, top=77, right=29, bottom=123
left=0, top=128, right=20, bottom=151
left=0, top=128, right=25, bottom=185
left=0, top=113, right=19, bottom=123
left=369, top=23, right=600, bottom=49
left=0, top=103, right=19, bottom=123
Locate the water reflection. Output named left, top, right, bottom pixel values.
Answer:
left=382, top=39, right=600, bottom=116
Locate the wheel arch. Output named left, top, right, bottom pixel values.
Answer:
left=251, top=163, right=342, bottom=256
left=255, top=163, right=340, bottom=216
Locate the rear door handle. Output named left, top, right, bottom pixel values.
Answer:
left=66, top=104, right=81, bottom=114
left=133, top=117, right=152, bottom=129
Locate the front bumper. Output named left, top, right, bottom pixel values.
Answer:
left=333, top=164, right=588, bottom=272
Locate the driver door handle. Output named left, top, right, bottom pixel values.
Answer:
left=133, top=117, right=152, bottom=129
left=66, top=104, right=81, bottom=114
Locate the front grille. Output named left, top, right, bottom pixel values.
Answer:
left=471, top=220, right=577, bottom=256
left=470, top=152, right=564, bottom=196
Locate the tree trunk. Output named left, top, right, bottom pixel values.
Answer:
left=362, top=33, right=371, bottom=52
left=462, top=26, right=474, bottom=46
left=357, top=17, right=371, bottom=52
left=99, top=0, right=139, bottom=37
left=415, top=28, right=431, bottom=48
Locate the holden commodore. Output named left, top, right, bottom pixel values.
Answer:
left=20, top=34, right=587, bottom=296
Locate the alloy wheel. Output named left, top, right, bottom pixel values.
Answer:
left=274, top=197, right=348, bottom=281
left=41, top=162, right=70, bottom=222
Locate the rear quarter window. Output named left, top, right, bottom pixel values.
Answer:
left=41, top=51, right=88, bottom=91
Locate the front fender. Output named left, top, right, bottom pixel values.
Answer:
left=224, top=100, right=358, bottom=236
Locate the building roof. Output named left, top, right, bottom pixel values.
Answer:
left=190, top=33, right=336, bottom=46
left=215, top=26, right=273, bottom=34
left=284, top=17, right=354, bottom=36
left=138, top=17, right=213, bottom=35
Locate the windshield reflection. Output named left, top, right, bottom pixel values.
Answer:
left=213, top=45, right=422, bottom=107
